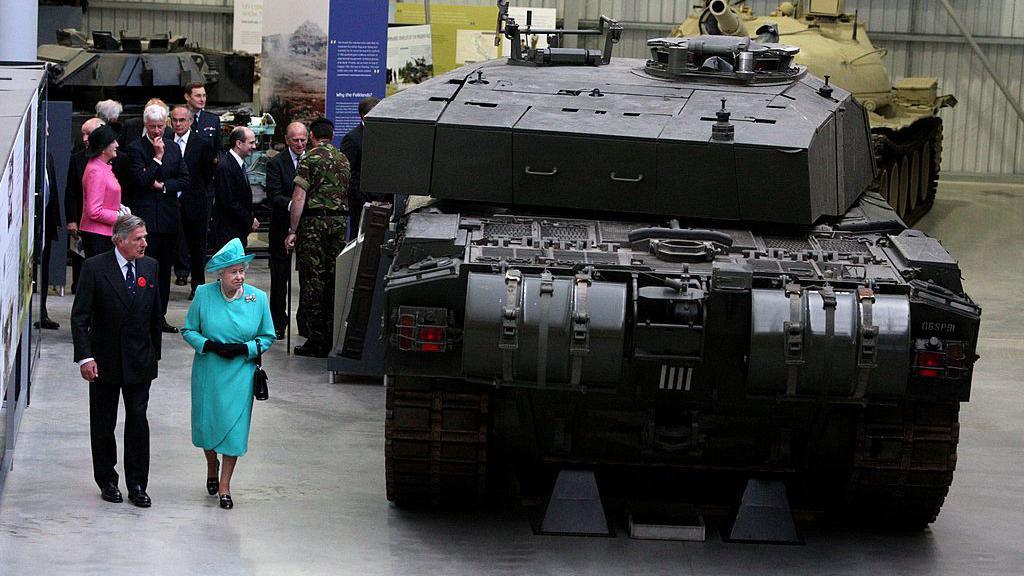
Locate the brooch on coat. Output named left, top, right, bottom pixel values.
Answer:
left=245, top=294, right=257, bottom=303
left=138, top=276, right=147, bottom=288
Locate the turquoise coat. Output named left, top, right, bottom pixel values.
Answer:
left=182, top=282, right=275, bottom=457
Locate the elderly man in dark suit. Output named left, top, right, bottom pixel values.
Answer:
left=66, top=117, right=106, bottom=294
left=71, top=215, right=162, bottom=508
left=124, top=103, right=190, bottom=333
left=264, top=121, right=307, bottom=338
left=211, top=126, right=258, bottom=249
left=169, top=105, right=217, bottom=299
left=184, top=81, right=221, bottom=144
left=338, top=96, right=379, bottom=235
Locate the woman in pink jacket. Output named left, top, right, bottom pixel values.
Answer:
left=80, top=124, right=129, bottom=257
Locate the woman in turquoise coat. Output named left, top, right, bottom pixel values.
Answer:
left=182, top=238, right=275, bottom=509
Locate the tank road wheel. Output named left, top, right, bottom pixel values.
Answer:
left=385, top=377, right=489, bottom=507
left=908, top=150, right=921, bottom=212
left=845, top=401, right=960, bottom=530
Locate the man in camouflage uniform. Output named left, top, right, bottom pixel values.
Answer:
left=284, top=118, right=351, bottom=357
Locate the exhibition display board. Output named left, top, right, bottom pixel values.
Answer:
left=0, top=63, right=45, bottom=492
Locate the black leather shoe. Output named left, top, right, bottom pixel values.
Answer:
left=161, top=321, right=179, bottom=334
left=175, top=276, right=189, bottom=286
left=219, top=494, right=233, bottom=509
left=100, top=484, right=123, bottom=503
left=293, top=344, right=328, bottom=358
left=128, top=490, right=152, bottom=508
left=207, top=477, right=218, bottom=496
left=35, top=316, right=60, bottom=330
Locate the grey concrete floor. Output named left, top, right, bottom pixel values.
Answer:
left=1, top=181, right=1022, bottom=575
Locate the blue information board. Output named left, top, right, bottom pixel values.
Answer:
left=326, top=0, right=389, bottom=143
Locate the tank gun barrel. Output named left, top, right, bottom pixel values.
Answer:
left=709, top=0, right=748, bottom=36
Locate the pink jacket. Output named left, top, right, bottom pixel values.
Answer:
left=80, top=156, right=121, bottom=236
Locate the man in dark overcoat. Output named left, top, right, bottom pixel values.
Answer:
left=124, top=103, right=190, bottom=332
left=71, top=215, right=162, bottom=508
left=264, top=121, right=308, bottom=338
left=210, top=127, right=258, bottom=249
left=168, top=105, right=217, bottom=298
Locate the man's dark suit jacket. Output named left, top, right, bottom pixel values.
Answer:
left=71, top=251, right=162, bottom=384
left=193, top=109, right=221, bottom=144
left=339, top=123, right=366, bottom=216
left=125, top=136, right=191, bottom=234
left=264, top=148, right=297, bottom=246
left=177, top=130, right=217, bottom=214
left=211, top=151, right=253, bottom=247
left=65, top=150, right=88, bottom=226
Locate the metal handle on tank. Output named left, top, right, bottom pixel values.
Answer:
left=524, top=166, right=558, bottom=176
left=610, top=172, right=643, bottom=183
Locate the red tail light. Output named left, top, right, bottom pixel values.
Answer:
left=916, top=351, right=944, bottom=378
left=393, top=307, right=450, bottom=352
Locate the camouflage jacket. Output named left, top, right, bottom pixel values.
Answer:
left=293, top=142, right=351, bottom=212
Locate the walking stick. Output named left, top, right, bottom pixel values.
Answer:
left=287, top=250, right=293, bottom=354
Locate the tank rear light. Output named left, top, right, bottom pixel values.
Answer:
left=393, top=307, right=451, bottom=352
left=916, top=351, right=945, bottom=378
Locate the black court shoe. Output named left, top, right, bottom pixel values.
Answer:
left=219, top=494, right=233, bottom=509
left=207, top=478, right=218, bottom=495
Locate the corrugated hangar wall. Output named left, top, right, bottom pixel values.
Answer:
left=80, top=0, right=1024, bottom=178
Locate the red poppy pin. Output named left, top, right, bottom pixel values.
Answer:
left=137, top=276, right=147, bottom=288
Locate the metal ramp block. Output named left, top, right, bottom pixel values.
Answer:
left=725, top=479, right=802, bottom=544
left=538, top=469, right=612, bottom=536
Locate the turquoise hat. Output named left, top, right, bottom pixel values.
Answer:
left=206, top=238, right=255, bottom=272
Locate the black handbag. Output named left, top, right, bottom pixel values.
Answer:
left=254, top=341, right=269, bottom=401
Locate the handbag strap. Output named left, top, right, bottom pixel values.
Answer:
left=255, top=340, right=263, bottom=368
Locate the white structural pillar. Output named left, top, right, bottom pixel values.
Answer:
left=0, top=0, right=38, bottom=61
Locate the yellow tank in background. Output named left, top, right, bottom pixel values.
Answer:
left=672, top=0, right=956, bottom=224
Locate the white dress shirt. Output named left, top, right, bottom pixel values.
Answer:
left=78, top=248, right=136, bottom=366
left=175, top=130, right=190, bottom=155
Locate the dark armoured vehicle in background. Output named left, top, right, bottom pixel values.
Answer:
left=338, top=10, right=980, bottom=531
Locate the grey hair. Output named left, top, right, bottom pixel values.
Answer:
left=112, top=215, right=146, bottom=242
left=143, top=104, right=168, bottom=123
left=95, top=99, right=123, bottom=122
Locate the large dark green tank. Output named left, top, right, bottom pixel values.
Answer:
left=37, top=29, right=254, bottom=120
left=337, top=9, right=980, bottom=531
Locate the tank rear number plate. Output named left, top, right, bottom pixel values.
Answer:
left=921, top=322, right=957, bottom=334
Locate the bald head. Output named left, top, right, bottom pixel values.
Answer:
left=285, top=122, right=308, bottom=156
left=81, top=117, right=106, bottom=146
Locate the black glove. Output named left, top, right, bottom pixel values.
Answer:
left=202, top=340, right=222, bottom=355
left=221, top=343, right=248, bottom=358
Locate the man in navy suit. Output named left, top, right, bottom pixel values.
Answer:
left=338, top=96, right=379, bottom=234
left=124, top=104, right=191, bottom=333
left=184, top=82, right=221, bottom=144
left=169, top=105, right=217, bottom=298
left=264, top=121, right=307, bottom=338
left=71, top=215, right=162, bottom=508
left=211, top=127, right=258, bottom=249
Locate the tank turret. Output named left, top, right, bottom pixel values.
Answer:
left=672, top=1, right=956, bottom=225
left=363, top=35, right=874, bottom=226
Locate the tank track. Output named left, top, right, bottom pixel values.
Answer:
left=384, top=378, right=489, bottom=506
left=873, top=117, right=944, bottom=226
left=845, top=400, right=960, bottom=530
